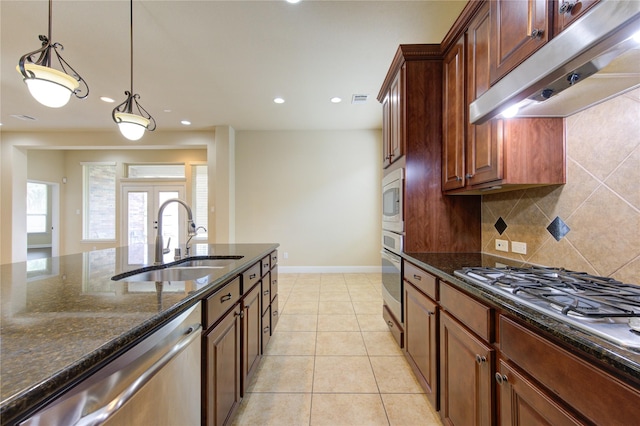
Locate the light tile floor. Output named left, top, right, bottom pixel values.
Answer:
left=230, top=273, right=443, bottom=426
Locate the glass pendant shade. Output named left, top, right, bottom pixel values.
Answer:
left=114, top=112, right=150, bottom=141
left=17, top=63, right=80, bottom=108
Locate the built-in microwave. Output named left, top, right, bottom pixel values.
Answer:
left=382, top=168, right=404, bottom=233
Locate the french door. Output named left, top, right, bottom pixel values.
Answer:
left=122, top=184, right=186, bottom=266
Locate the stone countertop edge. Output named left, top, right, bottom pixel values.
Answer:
left=402, top=252, right=640, bottom=384
left=0, top=243, right=279, bottom=426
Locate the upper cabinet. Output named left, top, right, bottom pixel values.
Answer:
left=490, top=0, right=551, bottom=84
left=381, top=69, right=404, bottom=168
left=442, top=0, right=566, bottom=195
left=554, top=0, right=601, bottom=34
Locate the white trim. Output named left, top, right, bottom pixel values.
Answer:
left=27, top=244, right=52, bottom=249
left=278, top=266, right=382, bottom=274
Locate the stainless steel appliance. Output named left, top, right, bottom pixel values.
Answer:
left=382, top=168, right=404, bottom=234
left=21, top=304, right=202, bottom=425
left=381, top=230, right=403, bottom=323
left=454, top=267, right=640, bottom=349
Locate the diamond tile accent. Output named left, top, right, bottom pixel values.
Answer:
left=494, top=217, right=508, bottom=235
left=547, top=216, right=570, bottom=241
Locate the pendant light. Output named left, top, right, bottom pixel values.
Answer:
left=112, top=0, right=156, bottom=141
left=16, top=0, right=89, bottom=108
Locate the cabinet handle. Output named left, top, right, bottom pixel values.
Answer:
left=263, top=290, right=270, bottom=296
left=495, top=372, right=508, bottom=385
left=273, top=310, right=278, bottom=316
left=465, top=173, right=474, bottom=179
left=272, top=279, right=277, bottom=286
left=387, top=320, right=394, bottom=328
left=220, top=293, right=232, bottom=302
left=413, top=274, right=422, bottom=281
left=456, top=176, right=462, bottom=181
left=250, top=273, right=257, bottom=279
left=234, top=311, right=244, bottom=319
left=475, top=354, right=487, bottom=364
left=558, top=0, right=577, bottom=14
left=530, top=28, right=544, bottom=39
left=427, top=311, right=434, bottom=316
left=263, top=326, right=270, bottom=334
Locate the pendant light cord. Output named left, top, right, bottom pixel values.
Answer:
left=47, top=0, right=52, bottom=42
left=130, top=0, right=134, bottom=94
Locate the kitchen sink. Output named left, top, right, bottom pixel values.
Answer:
left=174, top=257, right=241, bottom=268
left=115, top=266, right=220, bottom=282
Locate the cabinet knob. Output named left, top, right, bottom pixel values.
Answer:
left=456, top=176, right=462, bottom=181
left=530, top=28, right=544, bottom=39
left=427, top=311, right=435, bottom=316
left=234, top=311, right=244, bottom=319
left=475, top=354, right=487, bottom=364
left=387, top=320, right=394, bottom=328
left=495, top=372, right=508, bottom=385
left=465, top=173, right=474, bottom=179
left=559, top=0, right=577, bottom=14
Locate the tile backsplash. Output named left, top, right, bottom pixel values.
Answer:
left=481, top=88, right=639, bottom=284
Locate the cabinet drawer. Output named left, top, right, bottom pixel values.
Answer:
left=261, top=255, right=271, bottom=276
left=270, top=250, right=278, bottom=267
left=242, top=263, right=261, bottom=293
left=404, top=262, right=437, bottom=300
left=440, top=282, right=492, bottom=342
left=383, top=304, right=404, bottom=348
left=500, top=316, right=640, bottom=425
left=204, top=276, right=241, bottom=330
left=270, top=265, right=278, bottom=301
left=261, top=274, right=271, bottom=315
left=261, top=305, right=271, bottom=353
left=271, top=294, right=279, bottom=332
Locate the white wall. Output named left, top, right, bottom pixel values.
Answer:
left=235, top=130, right=383, bottom=272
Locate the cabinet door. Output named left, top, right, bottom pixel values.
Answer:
left=389, top=68, right=404, bottom=165
left=496, top=359, right=583, bottom=426
left=440, top=311, right=494, bottom=426
left=554, top=0, right=600, bottom=34
left=404, top=283, right=438, bottom=408
left=382, top=92, right=392, bottom=168
left=442, top=35, right=466, bottom=191
left=490, top=0, right=550, bottom=84
left=205, top=305, right=241, bottom=426
left=242, top=283, right=262, bottom=396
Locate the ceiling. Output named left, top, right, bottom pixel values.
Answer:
left=0, top=1, right=466, bottom=133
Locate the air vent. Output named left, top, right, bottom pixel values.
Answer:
left=351, top=94, right=369, bottom=104
left=10, top=114, right=37, bottom=121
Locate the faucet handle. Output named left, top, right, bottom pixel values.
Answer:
left=163, top=237, right=171, bottom=254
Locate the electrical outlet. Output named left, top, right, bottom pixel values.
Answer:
left=512, top=241, right=527, bottom=255
left=284, top=252, right=289, bottom=259
left=495, top=239, right=509, bottom=252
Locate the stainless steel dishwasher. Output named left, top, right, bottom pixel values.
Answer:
left=21, top=303, right=202, bottom=426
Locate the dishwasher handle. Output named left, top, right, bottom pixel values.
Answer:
left=75, top=324, right=202, bottom=426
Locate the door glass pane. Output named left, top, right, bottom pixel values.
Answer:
left=159, top=192, right=180, bottom=254
left=127, top=192, right=148, bottom=265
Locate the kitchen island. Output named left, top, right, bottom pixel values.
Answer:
left=0, top=243, right=278, bottom=425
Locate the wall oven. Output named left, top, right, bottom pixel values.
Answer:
left=382, top=231, right=403, bottom=323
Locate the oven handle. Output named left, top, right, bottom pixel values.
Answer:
left=381, top=250, right=401, bottom=268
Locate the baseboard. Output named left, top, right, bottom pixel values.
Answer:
left=278, top=266, right=382, bottom=274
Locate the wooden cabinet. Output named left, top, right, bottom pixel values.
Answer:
left=553, top=0, right=600, bottom=34
left=496, top=358, right=583, bottom=426
left=404, top=280, right=439, bottom=408
left=379, top=44, right=481, bottom=252
left=443, top=2, right=566, bottom=194
left=381, top=69, right=404, bottom=168
left=202, top=277, right=242, bottom=426
left=442, top=35, right=466, bottom=192
left=490, top=0, right=551, bottom=84
left=204, top=304, right=242, bottom=426
left=241, top=282, right=261, bottom=396
left=440, top=311, right=494, bottom=426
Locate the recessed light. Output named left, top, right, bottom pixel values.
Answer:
left=181, top=120, right=191, bottom=126
left=164, top=109, right=172, bottom=113
left=330, top=97, right=342, bottom=103
left=273, top=97, right=285, bottom=104
left=100, top=96, right=115, bottom=103
left=286, top=0, right=301, bottom=4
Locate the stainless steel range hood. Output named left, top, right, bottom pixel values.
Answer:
left=469, top=0, right=640, bottom=124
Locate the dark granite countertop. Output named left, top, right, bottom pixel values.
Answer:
left=0, top=243, right=278, bottom=425
left=402, top=252, right=640, bottom=384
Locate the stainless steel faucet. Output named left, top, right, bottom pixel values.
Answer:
left=154, top=198, right=197, bottom=264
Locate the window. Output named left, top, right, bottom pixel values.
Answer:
left=192, top=164, right=208, bottom=239
left=125, top=164, right=185, bottom=178
left=27, top=182, right=48, bottom=233
left=83, top=163, right=116, bottom=240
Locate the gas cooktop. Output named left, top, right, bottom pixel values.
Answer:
left=454, top=266, right=640, bottom=350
